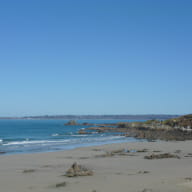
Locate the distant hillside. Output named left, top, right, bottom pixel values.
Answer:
left=0, top=114, right=180, bottom=120
left=163, top=114, right=192, bottom=128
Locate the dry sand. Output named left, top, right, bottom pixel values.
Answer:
left=0, top=140, right=192, bottom=192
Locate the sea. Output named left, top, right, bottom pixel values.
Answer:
left=0, top=119, right=145, bottom=155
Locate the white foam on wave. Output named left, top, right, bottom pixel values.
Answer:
left=2, top=135, right=127, bottom=151
left=3, top=139, right=71, bottom=146
left=83, top=135, right=124, bottom=142
left=71, top=134, right=89, bottom=137
left=51, top=132, right=74, bottom=137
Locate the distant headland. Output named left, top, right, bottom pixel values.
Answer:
left=0, top=114, right=180, bottom=120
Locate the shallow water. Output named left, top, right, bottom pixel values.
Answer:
left=0, top=119, right=143, bottom=155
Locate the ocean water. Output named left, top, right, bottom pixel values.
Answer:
left=0, top=119, right=143, bottom=155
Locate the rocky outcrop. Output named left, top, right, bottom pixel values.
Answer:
left=82, top=122, right=94, bottom=126
left=117, top=115, right=192, bottom=131
left=81, top=114, right=192, bottom=141
left=163, top=114, right=192, bottom=130
left=64, top=114, right=192, bottom=141
left=65, top=162, right=93, bottom=177
left=117, top=115, right=192, bottom=141
left=64, top=120, right=79, bottom=126
left=78, top=129, right=92, bottom=134
left=87, top=127, right=117, bottom=133
left=124, top=129, right=192, bottom=141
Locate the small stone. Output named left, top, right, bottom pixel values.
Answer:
left=22, top=169, right=35, bottom=173
left=56, top=182, right=66, bottom=188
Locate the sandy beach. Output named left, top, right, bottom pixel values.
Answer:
left=0, top=141, right=192, bottom=192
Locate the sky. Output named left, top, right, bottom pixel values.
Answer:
left=0, top=0, right=192, bottom=116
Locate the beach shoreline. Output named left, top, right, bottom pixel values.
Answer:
left=0, top=140, right=192, bottom=192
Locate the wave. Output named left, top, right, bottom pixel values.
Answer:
left=70, top=134, right=90, bottom=137
left=3, top=139, right=70, bottom=146
left=2, top=135, right=125, bottom=147
left=0, top=135, right=143, bottom=155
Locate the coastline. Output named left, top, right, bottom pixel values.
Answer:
left=0, top=140, right=192, bottom=192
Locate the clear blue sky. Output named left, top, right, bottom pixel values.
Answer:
left=0, top=0, right=192, bottom=116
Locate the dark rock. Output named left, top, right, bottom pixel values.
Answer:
left=138, top=170, right=150, bottom=174
left=185, top=177, right=192, bottom=181
left=78, top=129, right=92, bottom=134
left=55, top=182, right=67, bottom=188
left=23, top=169, right=35, bottom=173
left=64, top=120, right=79, bottom=126
left=137, top=149, right=148, bottom=152
left=144, top=153, right=180, bottom=159
left=87, top=127, right=117, bottom=133
left=141, top=189, right=153, bottom=192
left=82, top=122, right=94, bottom=126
